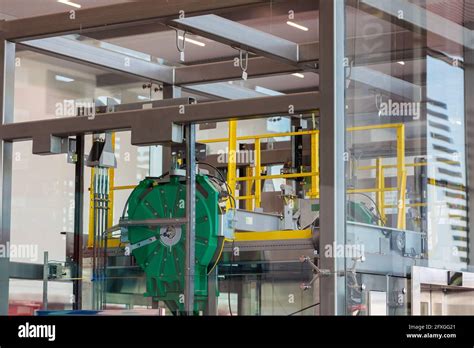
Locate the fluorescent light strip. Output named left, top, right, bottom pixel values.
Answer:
left=397, top=61, right=406, bottom=65
left=55, top=75, right=74, bottom=82
left=292, top=73, right=305, bottom=79
left=178, top=36, right=206, bottom=47
left=57, top=0, right=82, bottom=8
left=286, top=21, right=309, bottom=32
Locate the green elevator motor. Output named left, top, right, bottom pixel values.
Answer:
left=124, top=174, right=225, bottom=314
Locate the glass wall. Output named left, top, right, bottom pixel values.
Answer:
left=343, top=0, right=473, bottom=315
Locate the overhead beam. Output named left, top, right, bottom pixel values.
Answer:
left=1, top=0, right=265, bottom=41
left=0, top=92, right=319, bottom=147
left=351, top=66, right=422, bottom=102
left=171, top=14, right=311, bottom=65
left=174, top=47, right=317, bottom=85
left=19, top=36, right=174, bottom=84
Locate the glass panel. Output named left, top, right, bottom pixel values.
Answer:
left=344, top=0, right=473, bottom=316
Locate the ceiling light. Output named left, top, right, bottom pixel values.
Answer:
left=55, top=75, right=74, bottom=82
left=292, top=73, right=305, bottom=79
left=286, top=21, right=309, bottom=32
left=397, top=61, right=405, bottom=66
left=57, top=0, right=82, bottom=8
left=138, top=95, right=149, bottom=101
left=178, top=36, right=206, bottom=47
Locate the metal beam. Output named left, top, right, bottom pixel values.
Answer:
left=19, top=37, right=174, bottom=84
left=0, top=39, right=15, bottom=315
left=174, top=51, right=316, bottom=85
left=171, top=14, right=309, bottom=65
left=10, top=262, right=43, bottom=280
left=319, top=0, right=346, bottom=316
left=351, top=66, right=422, bottom=102
left=0, top=92, right=319, bottom=146
left=185, top=82, right=275, bottom=100
left=2, top=0, right=266, bottom=41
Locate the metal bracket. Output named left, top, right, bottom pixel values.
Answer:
left=299, top=255, right=330, bottom=290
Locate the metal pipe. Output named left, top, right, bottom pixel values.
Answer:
left=42, top=251, right=48, bottom=310
left=185, top=124, right=197, bottom=315
left=227, top=120, right=237, bottom=209
left=254, top=139, right=262, bottom=208
left=120, top=218, right=188, bottom=227
left=73, top=134, right=85, bottom=310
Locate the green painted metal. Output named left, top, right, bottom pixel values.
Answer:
left=347, top=200, right=378, bottom=225
left=126, top=175, right=220, bottom=314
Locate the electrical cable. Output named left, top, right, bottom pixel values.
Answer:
left=287, top=302, right=320, bottom=316
left=121, top=171, right=169, bottom=219
left=207, top=238, right=226, bottom=275
left=347, top=192, right=386, bottom=226
left=198, top=162, right=236, bottom=208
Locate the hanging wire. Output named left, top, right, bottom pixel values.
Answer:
left=239, top=49, right=249, bottom=73
left=175, top=29, right=186, bottom=52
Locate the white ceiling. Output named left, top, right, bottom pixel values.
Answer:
left=0, top=0, right=129, bottom=19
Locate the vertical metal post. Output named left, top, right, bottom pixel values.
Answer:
left=311, top=132, right=319, bottom=198
left=464, top=32, right=474, bottom=267
left=206, top=268, right=218, bottom=315
left=319, top=0, right=346, bottom=315
left=227, top=120, right=237, bottom=208
left=185, top=124, right=196, bottom=315
left=0, top=38, right=15, bottom=315
left=396, top=125, right=406, bottom=229
left=73, top=135, right=84, bottom=310
left=375, top=158, right=385, bottom=225
left=42, top=251, right=48, bottom=310
left=254, top=139, right=262, bottom=208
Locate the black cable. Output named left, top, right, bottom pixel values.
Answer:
left=347, top=192, right=385, bottom=226
left=198, top=162, right=226, bottom=182
left=198, top=162, right=236, bottom=208
left=121, top=171, right=169, bottom=219
left=288, top=302, right=320, bottom=316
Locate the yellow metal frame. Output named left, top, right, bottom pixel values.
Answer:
left=234, top=229, right=312, bottom=242
left=88, top=121, right=414, bottom=249
left=200, top=122, right=408, bottom=230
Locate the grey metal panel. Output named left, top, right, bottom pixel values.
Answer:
left=0, top=39, right=15, bottom=315
left=2, top=0, right=265, bottom=41
left=318, top=0, right=346, bottom=315
left=171, top=14, right=300, bottom=64
left=358, top=0, right=474, bottom=50
left=20, top=37, right=174, bottom=84
left=234, top=210, right=281, bottom=232
left=0, top=92, right=319, bottom=146
left=9, top=262, right=43, bottom=280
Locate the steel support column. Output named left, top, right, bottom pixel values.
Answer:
left=185, top=124, right=197, bottom=315
left=73, top=135, right=84, bottom=310
left=0, top=38, right=14, bottom=315
left=319, top=0, right=346, bottom=315
left=464, top=21, right=474, bottom=268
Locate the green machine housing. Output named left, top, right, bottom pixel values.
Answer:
left=124, top=174, right=226, bottom=314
